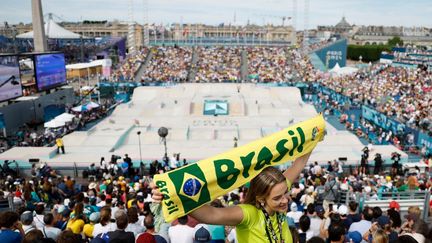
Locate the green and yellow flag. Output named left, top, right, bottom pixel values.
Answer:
left=154, top=114, right=326, bottom=222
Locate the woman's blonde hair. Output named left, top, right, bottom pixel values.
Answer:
left=372, top=229, right=389, bottom=243
left=407, top=206, right=421, bottom=218
left=244, top=166, right=286, bottom=208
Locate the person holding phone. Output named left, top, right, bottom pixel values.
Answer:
left=0, top=211, right=25, bottom=243
left=153, top=152, right=313, bottom=243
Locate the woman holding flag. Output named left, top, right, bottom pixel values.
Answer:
left=153, top=152, right=313, bottom=243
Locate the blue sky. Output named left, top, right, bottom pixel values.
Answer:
left=1, top=0, right=431, bottom=29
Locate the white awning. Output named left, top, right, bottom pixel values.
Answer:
left=17, top=19, right=87, bottom=39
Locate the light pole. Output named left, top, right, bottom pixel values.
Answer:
left=137, top=131, right=142, bottom=163
left=158, top=127, right=169, bottom=162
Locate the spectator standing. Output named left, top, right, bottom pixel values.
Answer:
left=106, top=211, right=135, bottom=243
left=0, top=211, right=24, bottom=243
left=20, top=211, right=36, bottom=234
left=125, top=207, right=145, bottom=237
left=348, top=207, right=373, bottom=237
left=41, top=213, right=61, bottom=241
left=136, top=213, right=167, bottom=243
left=168, top=215, right=195, bottom=243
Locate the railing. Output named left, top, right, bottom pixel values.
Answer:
left=333, top=190, right=430, bottom=221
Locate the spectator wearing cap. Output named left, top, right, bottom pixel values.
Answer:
left=300, top=186, right=315, bottom=207
left=287, top=202, right=303, bottom=225
left=125, top=207, right=145, bottom=237
left=106, top=210, right=135, bottom=243
left=20, top=211, right=36, bottom=234
left=0, top=211, right=24, bottom=243
left=363, top=215, right=397, bottom=243
left=389, top=201, right=400, bottom=212
left=83, top=212, right=100, bottom=239
left=345, top=231, right=362, bottom=243
left=193, top=225, right=211, bottom=243
left=344, top=201, right=361, bottom=230
left=41, top=213, right=61, bottom=241
left=348, top=206, right=373, bottom=238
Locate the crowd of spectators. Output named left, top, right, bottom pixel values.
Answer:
left=317, top=64, right=431, bottom=133
left=195, top=46, right=241, bottom=82
left=247, top=47, right=292, bottom=82
left=141, top=46, right=192, bottom=83
left=0, top=149, right=431, bottom=243
left=2, top=101, right=114, bottom=152
left=111, top=47, right=149, bottom=82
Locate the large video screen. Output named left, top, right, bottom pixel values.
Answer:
left=0, top=55, right=23, bottom=102
left=35, top=53, right=67, bottom=91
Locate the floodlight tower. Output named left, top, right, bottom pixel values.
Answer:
left=292, top=0, right=297, bottom=32
left=302, top=0, right=310, bottom=54
left=142, top=0, right=150, bottom=47
left=128, top=0, right=137, bottom=54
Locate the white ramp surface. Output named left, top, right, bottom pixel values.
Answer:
left=0, top=84, right=406, bottom=167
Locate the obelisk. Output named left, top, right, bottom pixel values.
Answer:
left=31, top=0, right=48, bottom=52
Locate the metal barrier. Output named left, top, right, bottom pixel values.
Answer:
left=73, top=162, right=78, bottom=178
left=334, top=190, right=431, bottom=221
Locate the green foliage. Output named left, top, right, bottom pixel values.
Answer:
left=387, top=36, right=404, bottom=47
left=347, top=45, right=391, bottom=62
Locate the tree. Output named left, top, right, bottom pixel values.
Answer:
left=387, top=36, right=403, bottom=47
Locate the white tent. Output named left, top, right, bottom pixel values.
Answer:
left=71, top=105, right=87, bottom=113
left=86, top=101, right=100, bottom=109
left=44, top=119, right=66, bottom=128
left=330, top=64, right=359, bottom=76
left=54, top=113, right=75, bottom=123
left=330, top=62, right=341, bottom=72
left=17, top=18, right=84, bottom=39
left=71, top=102, right=99, bottom=112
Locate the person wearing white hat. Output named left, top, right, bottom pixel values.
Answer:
left=287, top=203, right=303, bottom=224
left=337, top=205, right=348, bottom=216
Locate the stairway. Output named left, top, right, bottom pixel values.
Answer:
left=134, top=49, right=154, bottom=82
left=187, top=47, right=199, bottom=82
left=240, top=49, right=248, bottom=82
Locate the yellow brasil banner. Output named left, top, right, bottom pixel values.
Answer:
left=154, top=114, right=326, bottom=222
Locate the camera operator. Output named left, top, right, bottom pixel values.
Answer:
left=391, top=152, right=401, bottom=176
left=360, top=147, right=369, bottom=175
left=373, top=153, right=383, bottom=175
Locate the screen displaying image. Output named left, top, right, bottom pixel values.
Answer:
left=0, top=55, right=23, bottom=102
left=35, top=53, right=67, bottom=91
left=203, top=100, right=229, bottom=115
